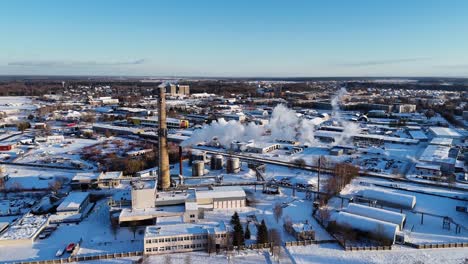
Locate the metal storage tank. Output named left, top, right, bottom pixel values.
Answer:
left=192, top=160, right=205, bottom=176
left=189, top=151, right=206, bottom=165
left=226, top=157, right=240, bottom=173
left=210, top=155, right=224, bottom=170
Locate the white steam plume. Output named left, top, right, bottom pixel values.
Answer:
left=182, top=104, right=318, bottom=147
left=330, top=87, right=361, bottom=145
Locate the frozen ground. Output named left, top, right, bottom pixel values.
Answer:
left=15, top=137, right=101, bottom=169
left=288, top=243, right=468, bottom=264
left=4, top=165, right=79, bottom=189
left=0, top=96, right=37, bottom=111
left=145, top=250, right=269, bottom=264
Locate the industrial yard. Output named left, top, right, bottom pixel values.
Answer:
left=0, top=79, right=466, bottom=264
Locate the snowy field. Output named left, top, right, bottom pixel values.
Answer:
left=288, top=243, right=468, bottom=264
left=4, top=165, right=79, bottom=189
left=145, top=250, right=269, bottom=264
left=0, top=96, right=37, bottom=111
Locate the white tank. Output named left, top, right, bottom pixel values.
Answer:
left=192, top=160, right=205, bottom=176
left=210, top=155, right=224, bottom=170
left=226, top=157, right=240, bottom=173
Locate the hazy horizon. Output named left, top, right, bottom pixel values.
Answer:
left=1, top=0, right=468, bottom=77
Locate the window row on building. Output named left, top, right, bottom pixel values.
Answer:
left=145, top=243, right=206, bottom=253
left=145, top=233, right=227, bottom=244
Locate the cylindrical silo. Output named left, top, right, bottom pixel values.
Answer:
left=192, top=160, right=205, bottom=176
left=226, top=157, right=240, bottom=173
left=210, top=155, right=224, bottom=170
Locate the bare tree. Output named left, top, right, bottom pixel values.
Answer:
left=318, top=207, right=331, bottom=224
left=273, top=203, right=283, bottom=223
left=206, top=234, right=217, bottom=255
left=269, top=228, right=282, bottom=262
left=0, top=178, right=6, bottom=198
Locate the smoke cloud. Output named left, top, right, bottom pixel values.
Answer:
left=330, top=87, right=361, bottom=145
left=182, top=104, right=319, bottom=148
left=183, top=88, right=361, bottom=148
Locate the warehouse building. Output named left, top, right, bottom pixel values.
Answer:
left=195, top=186, right=246, bottom=209
left=419, top=145, right=458, bottom=174
left=428, top=127, right=462, bottom=139
left=344, top=203, right=406, bottom=229
left=0, top=214, right=49, bottom=245
left=247, top=143, right=281, bottom=154
left=358, top=189, right=416, bottom=209
left=334, top=211, right=399, bottom=244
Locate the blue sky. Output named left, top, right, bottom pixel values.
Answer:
left=1, top=0, right=467, bottom=77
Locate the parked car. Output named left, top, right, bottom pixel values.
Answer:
left=39, top=230, right=52, bottom=239
left=66, top=243, right=76, bottom=253
left=55, top=248, right=64, bottom=257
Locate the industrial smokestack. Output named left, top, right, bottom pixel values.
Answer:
left=157, top=85, right=170, bottom=190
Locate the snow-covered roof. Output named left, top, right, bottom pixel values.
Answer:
left=56, top=192, right=89, bottom=212
left=334, top=211, right=398, bottom=242
left=145, top=221, right=227, bottom=238
left=419, top=145, right=456, bottom=165
left=408, top=130, right=428, bottom=140
left=196, top=186, right=246, bottom=200
left=344, top=203, right=406, bottom=228
left=99, top=171, right=123, bottom=180
left=415, top=163, right=441, bottom=171
left=72, top=172, right=101, bottom=182
left=429, top=127, right=462, bottom=138
left=0, top=214, right=48, bottom=241
left=430, top=137, right=453, bottom=146
left=315, top=130, right=419, bottom=144
left=360, top=189, right=416, bottom=209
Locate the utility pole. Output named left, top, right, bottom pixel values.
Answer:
left=317, top=156, right=321, bottom=200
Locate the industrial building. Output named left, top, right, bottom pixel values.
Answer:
left=195, top=187, right=246, bottom=209
left=358, top=189, right=416, bottom=209
left=419, top=145, right=458, bottom=174
left=344, top=203, right=406, bottom=229
left=119, top=186, right=246, bottom=226
left=144, top=221, right=229, bottom=255
left=128, top=116, right=189, bottom=129
left=0, top=214, right=49, bottom=245
left=428, top=127, right=462, bottom=139
left=334, top=211, right=399, bottom=244
left=247, top=143, right=281, bottom=154
left=50, top=192, right=92, bottom=223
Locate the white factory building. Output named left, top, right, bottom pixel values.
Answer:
left=119, top=185, right=246, bottom=226
left=50, top=192, right=92, bottom=223
left=418, top=144, right=458, bottom=174
left=428, top=127, right=463, bottom=139
left=144, top=221, right=229, bottom=255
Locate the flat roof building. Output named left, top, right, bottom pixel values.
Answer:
left=429, top=127, right=462, bottom=139
left=144, top=221, right=229, bottom=255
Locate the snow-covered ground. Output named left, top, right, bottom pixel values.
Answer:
left=288, top=243, right=468, bottom=264
left=145, top=250, right=270, bottom=264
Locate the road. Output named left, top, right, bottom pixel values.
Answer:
left=193, top=147, right=468, bottom=192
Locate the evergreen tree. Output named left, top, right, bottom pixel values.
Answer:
left=231, top=212, right=240, bottom=225
left=231, top=212, right=244, bottom=246
left=257, top=219, right=269, bottom=244
left=244, top=223, right=251, bottom=240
